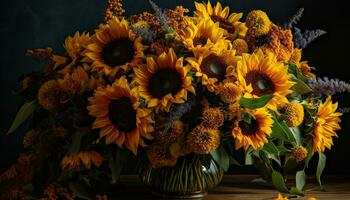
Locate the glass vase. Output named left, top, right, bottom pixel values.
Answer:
left=138, top=154, right=224, bottom=199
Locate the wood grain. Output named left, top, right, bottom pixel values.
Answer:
left=113, top=175, right=350, bottom=200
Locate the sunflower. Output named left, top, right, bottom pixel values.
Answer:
left=274, top=193, right=289, bottom=200
left=236, top=50, right=294, bottom=111
left=85, top=17, right=144, bottom=76
left=232, top=108, right=273, bottom=150
left=313, top=96, right=342, bottom=153
left=60, top=151, right=103, bottom=171
left=133, top=49, right=195, bottom=112
left=187, top=46, right=239, bottom=92
left=181, top=18, right=228, bottom=53
left=87, top=76, right=154, bottom=155
left=194, top=1, right=247, bottom=40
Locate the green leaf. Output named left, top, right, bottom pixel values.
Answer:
left=292, top=78, right=312, bottom=95
left=7, top=100, right=36, bottom=134
left=289, top=127, right=302, bottom=146
left=68, top=181, right=94, bottom=200
left=66, top=131, right=87, bottom=155
left=271, top=171, right=289, bottom=192
left=244, top=147, right=254, bottom=165
left=270, top=113, right=296, bottom=144
left=263, top=141, right=279, bottom=155
left=239, top=95, right=273, bottom=109
left=210, top=147, right=230, bottom=172
left=229, top=156, right=242, bottom=166
left=288, top=64, right=308, bottom=82
left=109, top=151, right=123, bottom=184
left=316, top=152, right=326, bottom=191
left=296, top=170, right=306, bottom=191
left=242, top=111, right=255, bottom=124
left=290, top=187, right=304, bottom=196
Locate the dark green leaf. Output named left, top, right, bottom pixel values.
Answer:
left=270, top=113, right=296, bottom=143
left=69, top=181, right=94, bottom=200
left=271, top=171, right=289, bottom=192
left=229, top=156, right=242, bottom=166
left=66, top=131, right=87, bottom=155
left=296, top=170, right=306, bottom=191
left=290, top=187, right=304, bottom=196
left=316, top=152, right=326, bottom=191
left=292, top=78, right=312, bottom=95
left=242, top=111, right=255, bottom=124
left=263, top=141, right=279, bottom=155
left=210, top=147, right=230, bottom=172
left=239, top=95, right=273, bottom=109
left=109, top=151, right=123, bottom=184
left=7, top=100, right=36, bottom=134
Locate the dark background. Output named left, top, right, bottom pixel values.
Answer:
left=1, top=0, right=349, bottom=174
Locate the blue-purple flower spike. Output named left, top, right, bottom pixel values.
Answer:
left=308, top=77, right=350, bottom=96
left=294, top=28, right=327, bottom=49
left=148, top=0, right=170, bottom=28
left=284, top=8, right=304, bottom=30
left=130, top=27, right=156, bottom=43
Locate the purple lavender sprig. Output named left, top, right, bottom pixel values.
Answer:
left=148, top=0, right=169, bottom=28
left=284, top=8, right=304, bottom=29
left=130, top=27, right=156, bottom=43
left=163, top=96, right=195, bottom=133
left=308, top=77, right=350, bottom=96
left=337, top=107, right=350, bottom=114
left=293, top=27, right=327, bottom=49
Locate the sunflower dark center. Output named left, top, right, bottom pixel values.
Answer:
left=246, top=71, right=275, bottom=96
left=239, top=118, right=259, bottom=136
left=108, top=96, right=136, bottom=132
left=102, top=38, right=135, bottom=67
left=193, top=36, right=208, bottom=46
left=200, top=54, right=227, bottom=81
left=148, top=68, right=183, bottom=98
left=211, top=15, right=235, bottom=34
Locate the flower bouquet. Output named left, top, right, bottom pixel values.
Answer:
left=2, top=0, right=348, bottom=199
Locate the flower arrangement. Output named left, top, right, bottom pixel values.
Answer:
left=2, top=0, right=348, bottom=199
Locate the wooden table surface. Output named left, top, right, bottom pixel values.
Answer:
left=114, top=175, right=350, bottom=200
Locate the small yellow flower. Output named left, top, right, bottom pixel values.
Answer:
left=274, top=193, right=288, bottom=200
left=23, top=129, right=39, bottom=148
left=289, top=48, right=302, bottom=65
left=284, top=102, right=304, bottom=127
left=231, top=39, right=249, bottom=56
left=147, top=143, right=177, bottom=167
left=201, top=107, right=225, bottom=128
left=187, top=125, right=221, bottom=154
left=246, top=10, right=271, bottom=37
left=292, top=146, right=308, bottom=161
left=22, top=77, right=31, bottom=89
left=219, top=82, right=243, bottom=104
left=308, top=197, right=317, bottom=200
left=153, top=120, right=184, bottom=145
left=38, top=80, right=67, bottom=112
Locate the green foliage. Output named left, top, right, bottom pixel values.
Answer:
left=270, top=112, right=297, bottom=145
left=239, top=95, right=273, bottom=109
left=69, top=181, right=94, bottom=200
left=7, top=100, right=36, bottom=134
left=271, top=171, right=289, bottom=192
left=296, top=170, right=306, bottom=191
left=316, top=152, right=326, bottom=191
left=292, top=78, right=312, bottom=95
left=210, top=147, right=230, bottom=172
left=66, top=131, right=87, bottom=156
